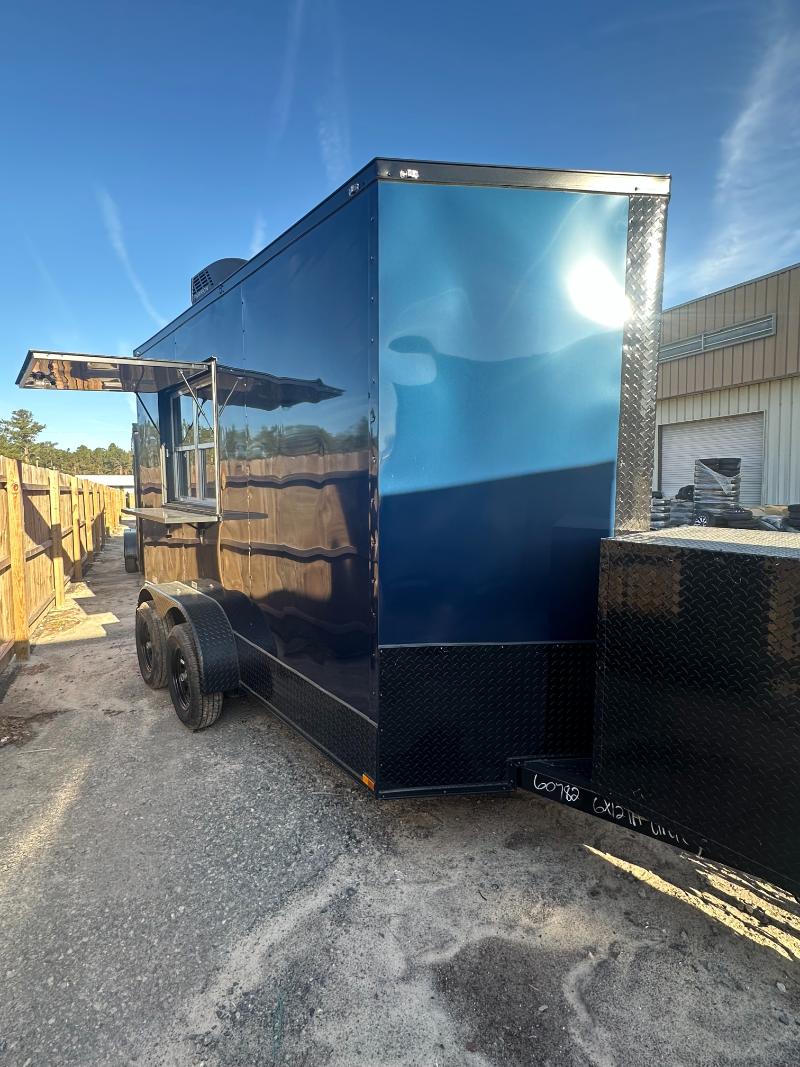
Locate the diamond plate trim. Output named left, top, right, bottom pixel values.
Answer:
left=236, top=636, right=377, bottom=781
left=378, top=643, right=596, bottom=793
left=618, top=526, right=800, bottom=557
left=615, top=195, right=669, bottom=535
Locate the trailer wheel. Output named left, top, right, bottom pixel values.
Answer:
left=167, top=623, right=224, bottom=730
left=135, top=602, right=169, bottom=689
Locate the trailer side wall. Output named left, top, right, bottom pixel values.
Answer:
left=137, top=194, right=375, bottom=768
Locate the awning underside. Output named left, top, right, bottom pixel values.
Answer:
left=16, top=351, right=343, bottom=410
left=17, top=351, right=208, bottom=392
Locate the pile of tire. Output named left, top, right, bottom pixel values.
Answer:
left=786, top=504, right=800, bottom=531
left=668, top=499, right=694, bottom=526
left=650, top=492, right=671, bottom=530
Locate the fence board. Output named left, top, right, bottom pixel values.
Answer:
left=0, top=457, right=16, bottom=670
left=22, top=462, right=53, bottom=626
left=0, top=455, right=126, bottom=673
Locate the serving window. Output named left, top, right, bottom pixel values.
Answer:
left=168, top=379, right=217, bottom=507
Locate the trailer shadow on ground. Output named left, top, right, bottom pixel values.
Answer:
left=1, top=534, right=799, bottom=1067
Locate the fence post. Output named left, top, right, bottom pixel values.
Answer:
left=98, top=485, right=105, bottom=544
left=6, top=458, right=30, bottom=661
left=48, top=469, right=65, bottom=608
left=82, top=480, right=94, bottom=558
left=69, top=476, right=83, bottom=581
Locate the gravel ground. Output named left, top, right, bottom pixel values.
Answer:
left=1, top=533, right=799, bottom=1067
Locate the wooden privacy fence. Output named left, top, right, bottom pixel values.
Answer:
left=0, top=455, right=126, bottom=672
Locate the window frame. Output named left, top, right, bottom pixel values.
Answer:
left=163, top=367, right=220, bottom=512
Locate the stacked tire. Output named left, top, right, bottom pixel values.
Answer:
left=786, top=505, right=800, bottom=531
left=650, top=492, right=670, bottom=530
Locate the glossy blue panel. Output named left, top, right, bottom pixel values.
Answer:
left=378, top=182, right=629, bottom=645
left=137, top=198, right=371, bottom=715
left=240, top=197, right=371, bottom=713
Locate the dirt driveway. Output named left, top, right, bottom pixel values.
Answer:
left=1, top=533, right=798, bottom=1066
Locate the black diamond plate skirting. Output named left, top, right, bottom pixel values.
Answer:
left=236, top=637, right=378, bottom=782
left=377, top=643, right=596, bottom=795
left=595, top=529, right=800, bottom=893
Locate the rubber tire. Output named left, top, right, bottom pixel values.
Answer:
left=167, top=623, right=223, bottom=731
left=124, top=555, right=139, bottom=573
left=135, top=602, right=169, bottom=689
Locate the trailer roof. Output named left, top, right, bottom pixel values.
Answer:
left=135, top=157, right=671, bottom=358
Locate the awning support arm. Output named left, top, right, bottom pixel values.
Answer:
left=179, top=368, right=215, bottom=432
left=217, top=378, right=242, bottom=421
left=133, top=390, right=160, bottom=434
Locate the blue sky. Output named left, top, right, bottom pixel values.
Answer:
left=1, top=0, right=798, bottom=448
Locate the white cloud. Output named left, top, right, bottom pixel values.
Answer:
left=248, top=211, right=268, bottom=259
left=96, top=187, right=167, bottom=328
left=690, top=8, right=800, bottom=294
left=316, top=0, right=352, bottom=186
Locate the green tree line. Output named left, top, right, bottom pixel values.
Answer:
left=0, top=409, right=132, bottom=474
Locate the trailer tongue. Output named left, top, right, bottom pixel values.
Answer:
left=15, top=159, right=800, bottom=897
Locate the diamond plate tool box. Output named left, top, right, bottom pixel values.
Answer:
left=595, top=527, right=800, bottom=894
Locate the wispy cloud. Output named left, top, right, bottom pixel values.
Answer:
left=248, top=211, right=268, bottom=259
left=689, top=6, right=800, bottom=295
left=316, top=0, right=352, bottom=186
left=271, top=0, right=306, bottom=142
left=96, top=187, right=167, bottom=328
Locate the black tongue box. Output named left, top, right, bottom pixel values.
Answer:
left=595, top=526, right=800, bottom=896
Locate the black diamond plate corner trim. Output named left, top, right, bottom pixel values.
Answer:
left=616, top=195, right=668, bottom=536
left=595, top=535, right=800, bottom=893
left=236, top=637, right=377, bottom=781
left=377, top=643, right=595, bottom=794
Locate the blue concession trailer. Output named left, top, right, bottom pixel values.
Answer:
left=17, top=160, right=800, bottom=896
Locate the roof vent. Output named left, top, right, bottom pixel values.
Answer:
left=190, top=258, right=247, bottom=305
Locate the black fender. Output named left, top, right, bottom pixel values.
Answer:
left=138, top=582, right=240, bottom=695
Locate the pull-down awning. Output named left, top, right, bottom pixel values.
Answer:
left=16, top=350, right=343, bottom=411
left=16, top=351, right=210, bottom=392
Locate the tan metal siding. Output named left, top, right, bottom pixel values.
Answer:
left=656, top=376, right=800, bottom=504
left=659, top=264, right=800, bottom=398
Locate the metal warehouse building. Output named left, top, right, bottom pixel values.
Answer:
left=656, top=262, right=800, bottom=507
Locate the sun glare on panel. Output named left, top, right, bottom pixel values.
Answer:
left=566, top=255, right=630, bottom=328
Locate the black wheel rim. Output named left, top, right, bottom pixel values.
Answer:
left=138, top=619, right=154, bottom=674
left=172, top=647, right=191, bottom=712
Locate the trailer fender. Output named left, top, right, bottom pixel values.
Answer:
left=138, top=584, right=240, bottom=695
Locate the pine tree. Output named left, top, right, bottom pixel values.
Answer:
left=0, top=408, right=132, bottom=473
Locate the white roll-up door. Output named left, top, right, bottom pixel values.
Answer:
left=660, top=412, right=765, bottom=505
